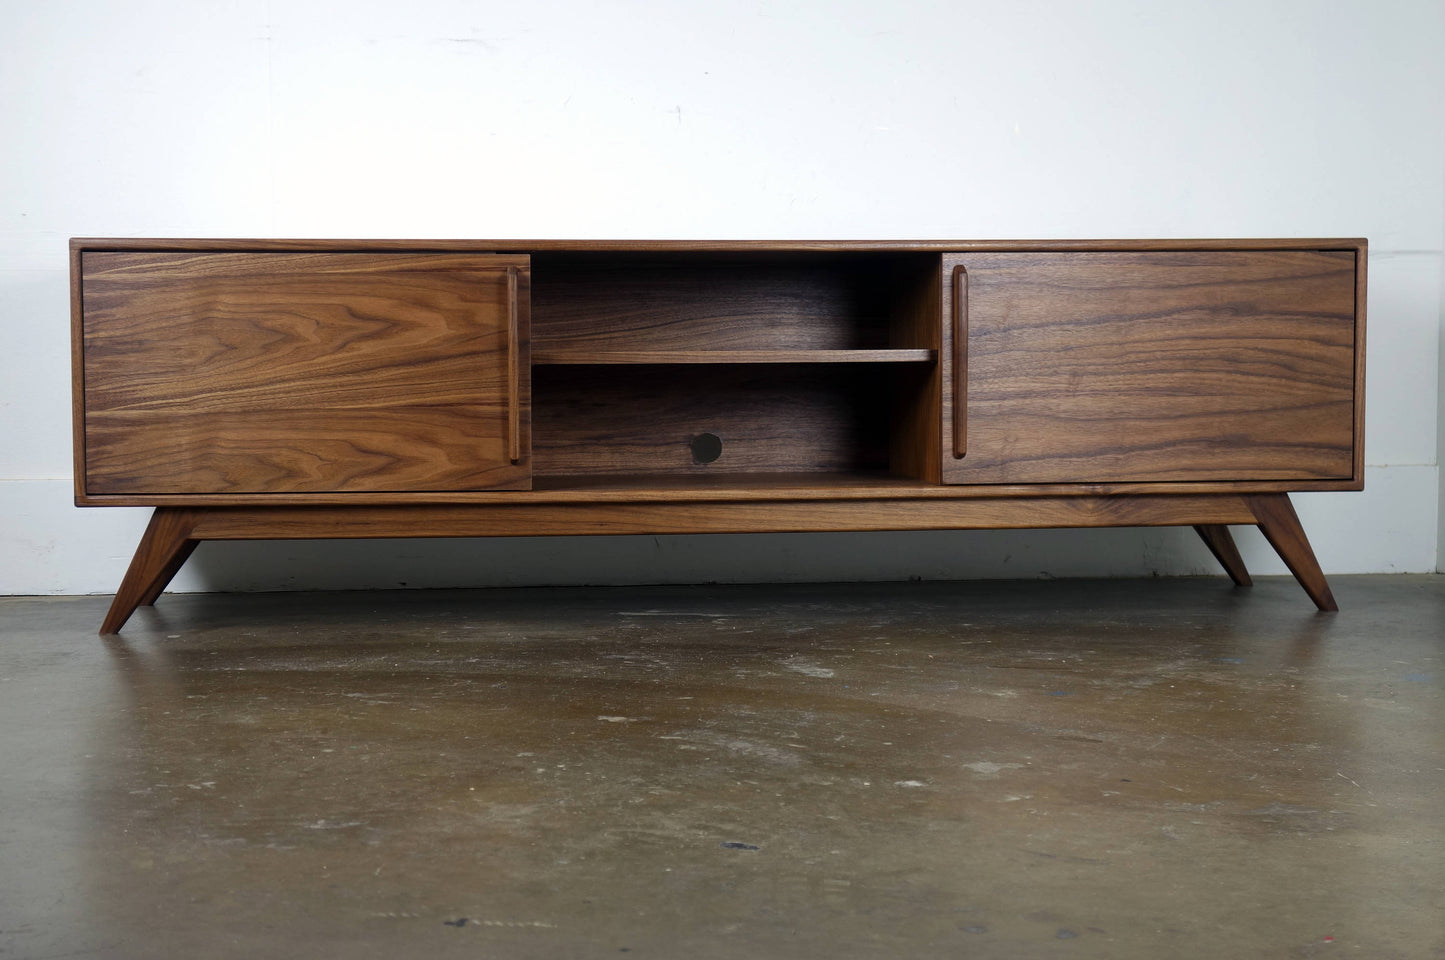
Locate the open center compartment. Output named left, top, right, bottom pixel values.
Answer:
left=530, top=250, right=943, bottom=484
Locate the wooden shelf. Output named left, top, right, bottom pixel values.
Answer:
left=532, top=348, right=936, bottom=365
left=532, top=470, right=919, bottom=496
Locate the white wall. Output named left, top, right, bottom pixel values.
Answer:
left=2, top=0, right=1442, bottom=595
left=1439, top=157, right=1445, bottom=573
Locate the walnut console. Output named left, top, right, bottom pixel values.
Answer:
left=71, top=238, right=1366, bottom=634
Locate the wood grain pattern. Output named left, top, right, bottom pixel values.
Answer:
left=1352, top=248, right=1368, bottom=483
left=183, top=494, right=1260, bottom=542
left=533, top=349, right=934, bottom=364
left=1246, top=493, right=1337, bottom=611
left=532, top=365, right=898, bottom=476
left=70, top=241, right=86, bottom=504
left=137, top=539, right=199, bottom=606
left=886, top=256, right=944, bottom=482
left=86, top=407, right=525, bottom=494
left=941, top=250, right=1358, bottom=484
left=99, top=508, right=200, bottom=634
left=531, top=253, right=926, bottom=351
left=506, top=265, right=523, bottom=464
left=72, top=238, right=1368, bottom=254
left=68, top=473, right=1367, bottom=508
left=93, top=490, right=1272, bottom=633
left=952, top=264, right=968, bottom=459
left=1193, top=524, right=1252, bottom=586
left=71, top=237, right=1362, bottom=627
left=80, top=252, right=530, bottom=496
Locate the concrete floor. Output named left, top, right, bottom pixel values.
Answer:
left=1, top=576, right=1442, bottom=959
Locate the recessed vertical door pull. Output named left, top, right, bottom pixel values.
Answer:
left=507, top=266, right=521, bottom=464
left=952, top=264, right=968, bottom=459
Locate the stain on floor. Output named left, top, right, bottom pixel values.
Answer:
left=1, top=576, right=1442, bottom=958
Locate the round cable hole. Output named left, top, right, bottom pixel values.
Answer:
left=691, top=432, right=723, bottom=464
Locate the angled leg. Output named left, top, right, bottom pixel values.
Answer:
left=137, top=539, right=200, bottom=606
left=1244, top=494, right=1337, bottom=612
left=1192, top=524, right=1252, bottom=586
left=101, top=508, right=201, bottom=635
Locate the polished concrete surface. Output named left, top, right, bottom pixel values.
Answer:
left=1, top=576, right=1442, bottom=959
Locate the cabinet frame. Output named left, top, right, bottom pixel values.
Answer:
left=70, top=237, right=1367, bottom=632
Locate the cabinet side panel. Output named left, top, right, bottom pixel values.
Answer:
left=81, top=252, right=531, bottom=496
left=1352, top=242, right=1366, bottom=485
left=943, top=250, right=1357, bottom=484
left=70, top=241, right=87, bottom=503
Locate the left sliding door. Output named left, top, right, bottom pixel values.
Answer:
left=77, top=252, right=530, bottom=499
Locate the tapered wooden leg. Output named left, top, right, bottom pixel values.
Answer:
left=137, top=539, right=200, bottom=606
left=1192, top=524, right=1252, bottom=586
left=1244, top=494, right=1337, bottom=612
left=100, top=508, right=201, bottom=636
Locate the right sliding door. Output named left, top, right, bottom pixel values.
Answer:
left=940, top=248, right=1361, bottom=485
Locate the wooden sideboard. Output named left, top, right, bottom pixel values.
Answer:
left=71, top=238, right=1365, bottom=634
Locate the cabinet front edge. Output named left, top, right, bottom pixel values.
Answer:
left=68, top=238, right=1370, bottom=254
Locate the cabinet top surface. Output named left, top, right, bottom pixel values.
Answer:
left=71, top=238, right=1368, bottom=254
